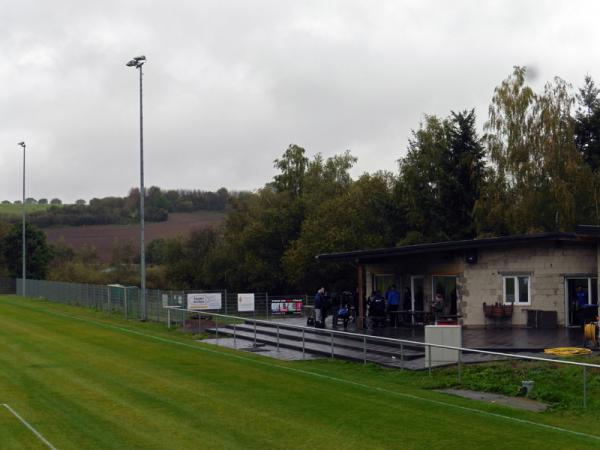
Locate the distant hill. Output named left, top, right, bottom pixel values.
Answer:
left=44, top=211, right=226, bottom=262
left=0, top=203, right=53, bottom=216
left=1, top=187, right=233, bottom=228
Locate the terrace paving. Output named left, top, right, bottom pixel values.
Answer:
left=269, top=316, right=587, bottom=351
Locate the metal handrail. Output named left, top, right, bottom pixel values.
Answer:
left=164, top=306, right=600, bottom=369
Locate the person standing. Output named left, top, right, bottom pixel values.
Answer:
left=370, top=290, right=386, bottom=328
left=386, top=285, right=401, bottom=327
left=432, top=292, right=444, bottom=323
left=314, top=287, right=326, bottom=328
left=577, top=285, right=588, bottom=308
left=576, top=285, right=588, bottom=326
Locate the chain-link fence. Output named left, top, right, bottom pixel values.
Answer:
left=13, top=278, right=309, bottom=324
left=0, top=277, right=16, bottom=294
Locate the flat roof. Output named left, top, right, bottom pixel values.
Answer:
left=316, top=231, right=600, bottom=262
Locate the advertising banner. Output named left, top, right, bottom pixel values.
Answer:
left=187, top=293, right=222, bottom=310
left=237, top=293, right=255, bottom=312
left=271, top=298, right=304, bottom=315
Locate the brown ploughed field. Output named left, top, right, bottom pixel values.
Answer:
left=44, top=211, right=226, bottom=262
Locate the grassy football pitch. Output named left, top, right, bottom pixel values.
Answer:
left=0, top=295, right=599, bottom=450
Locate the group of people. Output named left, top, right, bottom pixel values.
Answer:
left=367, top=285, right=411, bottom=328
left=312, top=287, right=355, bottom=329
left=313, top=284, right=420, bottom=329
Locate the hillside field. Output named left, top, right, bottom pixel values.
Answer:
left=44, top=211, right=226, bottom=261
left=0, top=203, right=53, bottom=216
left=1, top=295, right=600, bottom=449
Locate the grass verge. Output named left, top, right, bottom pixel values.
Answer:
left=0, top=295, right=599, bottom=449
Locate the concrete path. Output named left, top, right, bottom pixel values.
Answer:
left=436, top=388, right=550, bottom=412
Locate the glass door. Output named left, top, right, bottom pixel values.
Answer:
left=566, top=277, right=598, bottom=326
left=432, top=276, right=458, bottom=315
left=410, top=276, right=424, bottom=312
left=373, top=274, right=397, bottom=295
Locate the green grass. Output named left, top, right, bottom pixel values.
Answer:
left=0, top=203, right=53, bottom=216
left=0, top=296, right=599, bottom=449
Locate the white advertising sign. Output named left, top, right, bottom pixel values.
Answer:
left=187, top=293, right=222, bottom=310
left=237, top=293, right=255, bottom=312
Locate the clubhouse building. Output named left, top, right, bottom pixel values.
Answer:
left=317, top=226, right=600, bottom=328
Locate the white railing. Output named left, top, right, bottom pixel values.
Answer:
left=165, top=306, right=600, bottom=408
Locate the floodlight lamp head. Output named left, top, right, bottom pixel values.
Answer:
left=17, top=141, right=25, bottom=148
left=126, top=55, right=146, bottom=68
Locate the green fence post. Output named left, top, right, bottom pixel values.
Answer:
left=123, top=289, right=128, bottom=320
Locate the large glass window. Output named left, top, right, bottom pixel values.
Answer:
left=503, top=276, right=530, bottom=305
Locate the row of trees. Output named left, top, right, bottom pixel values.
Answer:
left=155, top=67, right=599, bottom=293
left=2, top=198, right=63, bottom=205
left=1, top=67, right=599, bottom=294
left=8, top=187, right=232, bottom=228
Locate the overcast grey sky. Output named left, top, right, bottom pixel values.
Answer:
left=2, top=0, right=600, bottom=202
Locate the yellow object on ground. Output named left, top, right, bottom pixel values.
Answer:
left=544, top=347, right=592, bottom=356
left=584, top=323, right=597, bottom=342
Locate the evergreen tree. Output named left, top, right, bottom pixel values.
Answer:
left=1, top=223, right=52, bottom=279
left=575, top=76, right=600, bottom=172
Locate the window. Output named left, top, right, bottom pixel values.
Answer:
left=503, top=276, right=530, bottom=305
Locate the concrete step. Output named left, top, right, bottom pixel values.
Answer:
left=209, top=325, right=423, bottom=366
left=229, top=322, right=423, bottom=358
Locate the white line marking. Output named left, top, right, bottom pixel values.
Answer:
left=8, top=301, right=600, bottom=444
left=2, top=403, right=58, bottom=450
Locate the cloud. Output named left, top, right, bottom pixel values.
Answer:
left=1, top=0, right=600, bottom=202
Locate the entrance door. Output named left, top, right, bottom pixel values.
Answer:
left=566, top=278, right=598, bottom=326
left=432, top=276, right=458, bottom=315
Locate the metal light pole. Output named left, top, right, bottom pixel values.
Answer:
left=126, top=55, right=147, bottom=321
left=17, top=141, right=26, bottom=297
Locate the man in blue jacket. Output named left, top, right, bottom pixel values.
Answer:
left=386, top=285, right=401, bottom=327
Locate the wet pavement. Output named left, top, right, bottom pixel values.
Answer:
left=271, top=316, right=588, bottom=351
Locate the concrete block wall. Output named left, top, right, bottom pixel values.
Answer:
left=364, top=241, right=597, bottom=327
left=462, top=242, right=597, bottom=327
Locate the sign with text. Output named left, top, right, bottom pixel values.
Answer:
left=187, top=293, right=222, bottom=310
left=271, top=299, right=304, bottom=315
left=237, top=293, right=255, bottom=312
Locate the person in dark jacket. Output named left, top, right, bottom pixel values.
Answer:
left=314, top=287, right=326, bottom=327
left=369, top=290, right=386, bottom=328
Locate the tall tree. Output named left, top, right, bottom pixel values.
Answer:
left=1, top=223, right=52, bottom=279
left=396, top=110, right=485, bottom=242
left=482, top=66, right=595, bottom=233
left=283, top=173, right=395, bottom=291
left=203, top=145, right=358, bottom=292
left=575, top=75, right=600, bottom=172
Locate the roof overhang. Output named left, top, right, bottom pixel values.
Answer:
left=316, top=231, right=600, bottom=263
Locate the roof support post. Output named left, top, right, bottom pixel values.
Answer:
left=358, top=262, right=364, bottom=330
left=597, top=244, right=600, bottom=313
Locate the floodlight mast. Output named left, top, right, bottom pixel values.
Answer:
left=126, top=55, right=147, bottom=321
left=17, top=141, right=26, bottom=297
